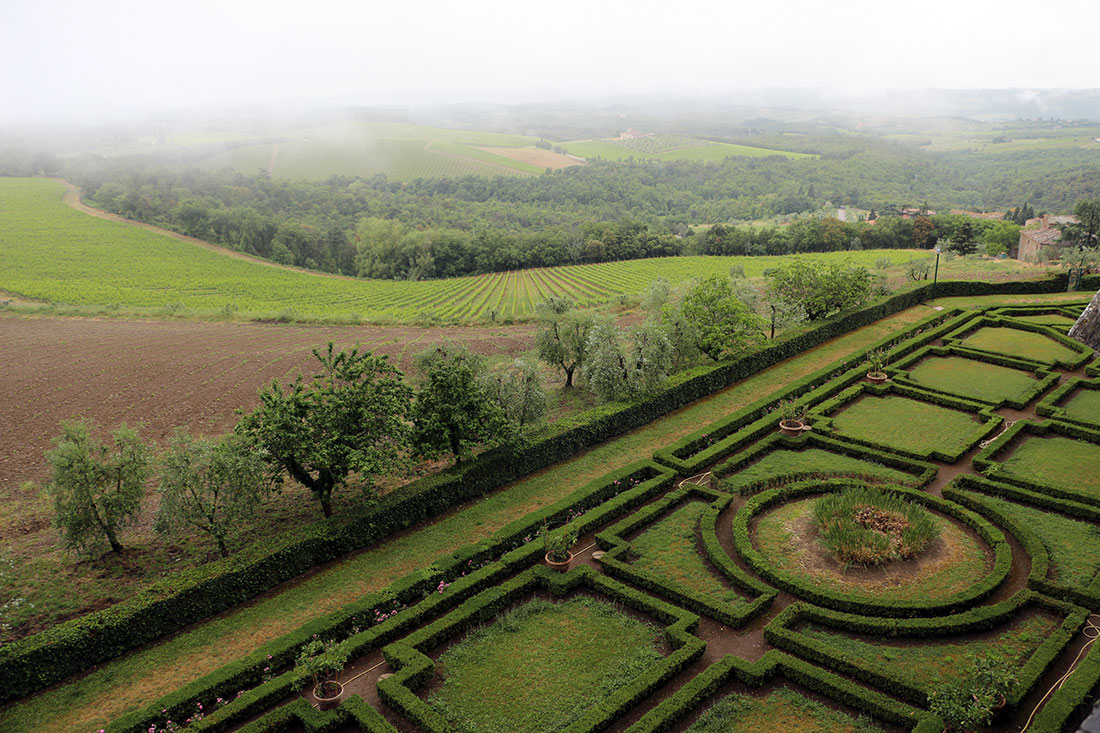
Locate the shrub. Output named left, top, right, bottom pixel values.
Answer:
left=812, top=487, right=939, bottom=567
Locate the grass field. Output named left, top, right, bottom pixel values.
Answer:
left=0, top=178, right=928, bottom=324
left=830, top=395, right=982, bottom=457
left=687, top=688, right=883, bottom=733
left=558, top=134, right=814, bottom=162
left=1061, top=388, right=1100, bottom=428
left=961, top=326, right=1080, bottom=364
left=904, top=355, right=1040, bottom=405
left=998, top=435, right=1100, bottom=500
left=982, top=495, right=1100, bottom=588
left=719, top=447, right=919, bottom=493
left=197, top=121, right=568, bottom=180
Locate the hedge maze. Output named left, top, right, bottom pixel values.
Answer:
left=12, top=297, right=1100, bottom=733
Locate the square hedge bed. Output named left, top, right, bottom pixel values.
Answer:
left=888, top=345, right=1057, bottom=409
left=975, top=425, right=1100, bottom=507
left=713, top=432, right=936, bottom=495
left=808, top=382, right=999, bottom=462
left=1037, top=377, right=1100, bottom=431
left=942, top=316, right=1091, bottom=369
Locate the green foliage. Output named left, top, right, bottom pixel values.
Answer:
left=678, top=276, right=766, bottom=360
left=237, top=343, right=412, bottom=518
left=812, top=487, right=939, bottom=567
left=154, top=430, right=266, bottom=558
left=45, top=419, right=151, bottom=556
left=981, top=220, right=1020, bottom=256
left=292, top=639, right=350, bottom=695
left=481, top=357, right=547, bottom=427
left=541, top=520, right=579, bottom=562
left=411, top=343, right=510, bottom=463
left=767, top=260, right=873, bottom=320
left=928, top=659, right=1017, bottom=732
left=535, top=297, right=594, bottom=386
left=582, top=319, right=676, bottom=402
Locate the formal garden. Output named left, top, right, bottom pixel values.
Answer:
left=4, top=293, right=1100, bottom=733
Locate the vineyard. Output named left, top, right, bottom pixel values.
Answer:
left=197, top=121, right=571, bottom=180
left=0, top=178, right=922, bottom=324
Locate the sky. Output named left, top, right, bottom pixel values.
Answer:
left=2, top=0, right=1098, bottom=123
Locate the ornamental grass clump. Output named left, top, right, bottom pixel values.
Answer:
left=812, top=487, right=939, bottom=567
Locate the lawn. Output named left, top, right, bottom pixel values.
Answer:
left=903, top=355, right=1041, bottom=405
left=981, top=495, right=1100, bottom=589
left=829, top=395, right=982, bottom=457
left=687, top=687, right=884, bottom=733
left=628, top=501, right=746, bottom=608
left=1061, top=388, right=1100, bottom=428
left=752, top=496, right=991, bottom=602
left=800, top=612, right=1061, bottom=691
left=1016, top=314, right=1077, bottom=328
left=720, top=447, right=920, bottom=493
left=428, top=597, right=664, bottom=733
left=997, top=435, right=1100, bottom=500
left=961, top=326, right=1080, bottom=364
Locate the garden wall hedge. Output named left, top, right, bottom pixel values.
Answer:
left=0, top=277, right=1079, bottom=704
left=1036, top=377, right=1100, bottom=431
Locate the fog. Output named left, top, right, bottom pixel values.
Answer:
left=2, top=0, right=1098, bottom=124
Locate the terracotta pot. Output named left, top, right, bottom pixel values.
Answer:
left=545, top=551, right=573, bottom=573
left=866, top=371, right=888, bottom=384
left=779, top=419, right=804, bottom=437
left=313, top=681, right=343, bottom=711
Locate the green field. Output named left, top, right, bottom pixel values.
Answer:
left=0, top=178, right=921, bottom=324
left=559, top=134, right=814, bottom=162
left=199, top=121, right=552, bottom=180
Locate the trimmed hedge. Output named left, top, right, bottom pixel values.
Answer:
left=972, top=419, right=1100, bottom=508
left=946, top=475, right=1100, bottom=610
left=888, top=343, right=1059, bottom=410
left=942, top=314, right=1093, bottom=369
left=765, top=592, right=1088, bottom=707
left=1026, top=635, right=1100, bottom=733
left=378, top=565, right=706, bottom=733
left=593, top=484, right=777, bottom=627
left=807, top=380, right=1002, bottom=463
left=234, top=696, right=396, bottom=733
left=712, top=431, right=937, bottom=493
left=653, top=307, right=974, bottom=475
left=1036, top=377, right=1100, bottom=431
left=731, top=479, right=1012, bottom=617
left=624, top=650, right=929, bottom=733
left=107, top=461, right=676, bottom=733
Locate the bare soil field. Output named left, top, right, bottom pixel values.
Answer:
left=0, top=315, right=538, bottom=639
left=479, top=146, right=584, bottom=169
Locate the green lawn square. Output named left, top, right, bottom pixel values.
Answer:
left=961, top=326, right=1079, bottom=364
left=904, top=355, right=1040, bottom=405
left=830, top=395, right=981, bottom=456
left=1061, top=389, right=1100, bottom=429
left=997, top=435, right=1100, bottom=501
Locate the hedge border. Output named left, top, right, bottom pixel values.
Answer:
left=764, top=591, right=1088, bottom=708
left=972, top=418, right=1100, bottom=509
left=945, top=475, right=1100, bottom=609
left=593, top=484, right=777, bottom=627
left=1026, top=634, right=1100, bottom=733
left=887, top=343, right=1059, bottom=410
left=378, top=564, right=706, bottom=733
left=941, top=314, right=1093, bottom=369
left=731, top=479, right=1012, bottom=617
left=807, top=380, right=1002, bottom=463
left=623, top=650, right=930, bottom=733
left=1036, top=376, right=1100, bottom=432
left=2, top=281, right=1030, bottom=702
left=653, top=307, right=975, bottom=475
left=712, top=431, right=937, bottom=494
left=108, top=461, right=676, bottom=733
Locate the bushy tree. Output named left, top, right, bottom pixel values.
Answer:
left=46, top=420, right=151, bottom=556
left=1060, top=198, right=1100, bottom=249
left=237, top=343, right=411, bottom=518
left=482, top=357, right=547, bottom=427
left=582, top=319, right=675, bottom=402
left=154, top=431, right=266, bottom=558
left=411, top=343, right=510, bottom=463
left=534, top=297, right=595, bottom=387
left=767, top=261, right=873, bottom=321
left=948, top=220, right=978, bottom=255
left=981, top=220, right=1021, bottom=257
left=627, top=321, right=676, bottom=395
left=679, top=276, right=766, bottom=360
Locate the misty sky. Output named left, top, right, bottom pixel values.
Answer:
left=2, top=0, right=1097, bottom=123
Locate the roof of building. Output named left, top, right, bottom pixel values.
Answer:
left=1021, top=228, right=1063, bottom=246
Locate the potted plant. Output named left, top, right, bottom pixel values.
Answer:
left=294, top=639, right=351, bottom=711
left=928, top=659, right=1017, bottom=731
left=865, top=349, right=889, bottom=383
left=777, top=401, right=806, bottom=436
left=541, top=520, right=579, bottom=572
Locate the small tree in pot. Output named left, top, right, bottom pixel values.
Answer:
left=928, top=658, right=1017, bottom=731
left=541, top=520, right=579, bottom=572
left=865, top=349, right=889, bottom=383
left=294, top=639, right=351, bottom=710
left=777, top=401, right=807, bottom=436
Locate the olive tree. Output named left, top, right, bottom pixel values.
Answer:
left=46, top=419, right=151, bottom=556
left=482, top=357, right=548, bottom=427
left=534, top=296, right=595, bottom=387
left=237, top=343, right=412, bottom=518
left=154, top=430, right=266, bottom=558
